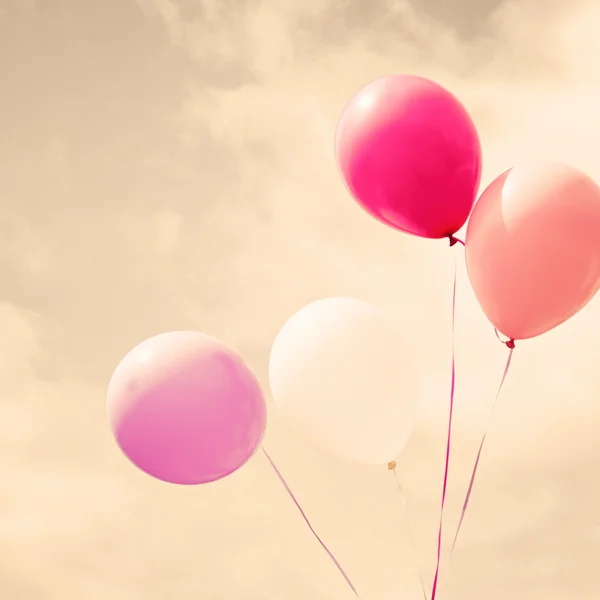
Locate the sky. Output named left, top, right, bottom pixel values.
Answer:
left=1, top=0, right=600, bottom=598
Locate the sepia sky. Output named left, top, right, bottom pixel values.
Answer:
left=2, top=0, right=600, bottom=598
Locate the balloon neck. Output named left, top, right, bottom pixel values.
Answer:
left=387, top=461, right=396, bottom=471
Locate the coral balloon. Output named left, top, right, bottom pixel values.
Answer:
left=466, top=162, right=600, bottom=340
left=106, top=331, right=267, bottom=485
left=269, top=297, right=417, bottom=465
left=335, top=74, right=482, bottom=239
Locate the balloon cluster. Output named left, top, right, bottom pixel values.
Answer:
left=107, top=74, right=600, bottom=593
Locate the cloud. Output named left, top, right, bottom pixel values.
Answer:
left=3, top=0, right=600, bottom=597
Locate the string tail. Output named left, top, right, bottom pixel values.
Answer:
left=450, top=343, right=515, bottom=554
left=261, top=448, right=360, bottom=598
left=430, top=249, right=460, bottom=600
left=391, top=468, right=429, bottom=600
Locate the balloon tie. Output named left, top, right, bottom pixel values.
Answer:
left=448, top=235, right=465, bottom=247
left=429, top=246, right=461, bottom=600
left=494, top=328, right=515, bottom=349
left=390, top=465, right=429, bottom=600
left=261, top=448, right=361, bottom=598
left=449, top=338, right=515, bottom=553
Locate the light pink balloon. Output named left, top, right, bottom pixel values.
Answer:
left=466, top=162, right=600, bottom=340
left=335, top=74, right=482, bottom=239
left=106, top=331, right=267, bottom=485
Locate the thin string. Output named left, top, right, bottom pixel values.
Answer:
left=261, top=448, right=360, bottom=598
left=450, top=334, right=515, bottom=553
left=429, top=236, right=462, bottom=600
left=388, top=463, right=428, bottom=600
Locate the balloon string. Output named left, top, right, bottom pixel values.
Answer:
left=429, top=247, right=460, bottom=600
left=261, top=448, right=361, bottom=598
left=389, top=466, right=429, bottom=600
left=450, top=340, right=515, bottom=553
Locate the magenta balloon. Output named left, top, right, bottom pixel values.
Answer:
left=106, top=331, right=267, bottom=485
left=466, top=162, right=600, bottom=340
left=335, top=75, right=482, bottom=239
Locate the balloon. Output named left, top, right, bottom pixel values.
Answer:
left=269, top=297, right=417, bottom=465
left=106, top=331, right=267, bottom=485
left=335, top=74, right=482, bottom=239
left=466, top=162, right=600, bottom=340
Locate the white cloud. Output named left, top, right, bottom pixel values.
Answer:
left=4, top=0, right=600, bottom=597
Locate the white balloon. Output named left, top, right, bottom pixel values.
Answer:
left=269, top=297, right=418, bottom=465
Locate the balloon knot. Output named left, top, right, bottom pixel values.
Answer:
left=387, top=461, right=397, bottom=471
left=448, top=235, right=465, bottom=247
left=494, top=329, right=515, bottom=349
